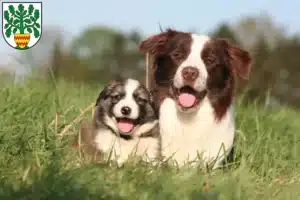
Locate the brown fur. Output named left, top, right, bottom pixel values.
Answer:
left=72, top=121, right=103, bottom=162
left=139, top=29, right=252, bottom=121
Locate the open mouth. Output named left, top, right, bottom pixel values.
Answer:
left=173, top=86, right=207, bottom=109
left=116, top=118, right=137, bottom=134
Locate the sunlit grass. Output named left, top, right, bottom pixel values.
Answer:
left=1, top=78, right=300, bottom=200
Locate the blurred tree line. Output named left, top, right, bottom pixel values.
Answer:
left=1, top=12, right=299, bottom=109
left=47, top=25, right=145, bottom=84
left=211, top=13, right=300, bottom=108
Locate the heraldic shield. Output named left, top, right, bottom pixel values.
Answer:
left=2, top=2, right=42, bottom=50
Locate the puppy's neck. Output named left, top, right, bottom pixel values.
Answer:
left=118, top=134, right=133, bottom=140
left=135, top=120, right=159, bottom=138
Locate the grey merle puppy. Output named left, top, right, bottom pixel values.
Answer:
left=73, top=78, right=161, bottom=165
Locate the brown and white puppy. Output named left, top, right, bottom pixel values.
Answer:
left=139, top=29, right=252, bottom=168
left=73, top=78, right=160, bottom=165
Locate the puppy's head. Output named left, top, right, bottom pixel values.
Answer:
left=139, top=29, right=252, bottom=117
left=94, top=78, right=157, bottom=136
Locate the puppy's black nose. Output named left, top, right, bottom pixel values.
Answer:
left=121, top=106, right=131, bottom=115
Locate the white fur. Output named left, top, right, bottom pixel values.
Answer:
left=94, top=122, right=160, bottom=165
left=134, top=120, right=158, bottom=137
left=160, top=97, right=235, bottom=168
left=160, top=34, right=235, bottom=168
left=104, top=113, right=118, bottom=133
left=113, top=79, right=140, bottom=119
left=173, top=34, right=210, bottom=92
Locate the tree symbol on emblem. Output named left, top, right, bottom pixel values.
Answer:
left=3, top=4, right=41, bottom=49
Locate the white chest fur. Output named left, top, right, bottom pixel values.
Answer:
left=159, top=97, right=235, bottom=168
left=94, top=130, right=160, bottom=165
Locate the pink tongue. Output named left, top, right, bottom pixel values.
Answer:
left=117, top=119, right=134, bottom=133
left=178, top=93, right=196, bottom=108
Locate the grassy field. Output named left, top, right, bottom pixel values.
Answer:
left=1, top=78, right=300, bottom=200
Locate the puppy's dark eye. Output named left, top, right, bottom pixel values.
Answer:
left=206, top=54, right=217, bottom=66
left=170, top=49, right=184, bottom=62
left=111, top=94, right=121, bottom=103
left=136, top=96, right=147, bottom=104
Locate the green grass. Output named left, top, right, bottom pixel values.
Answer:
left=1, top=78, right=300, bottom=200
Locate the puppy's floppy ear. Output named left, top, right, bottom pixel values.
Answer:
left=227, top=42, right=252, bottom=80
left=95, top=88, right=107, bottom=106
left=213, top=38, right=252, bottom=80
left=148, top=89, right=159, bottom=117
left=139, top=28, right=180, bottom=56
left=149, top=90, right=155, bottom=106
left=95, top=80, right=119, bottom=106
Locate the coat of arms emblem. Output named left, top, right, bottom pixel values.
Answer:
left=2, top=2, right=42, bottom=50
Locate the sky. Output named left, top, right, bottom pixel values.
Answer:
left=0, top=0, right=299, bottom=69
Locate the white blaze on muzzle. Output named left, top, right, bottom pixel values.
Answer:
left=112, top=79, right=140, bottom=133
left=173, top=34, right=210, bottom=92
left=173, top=34, right=210, bottom=108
